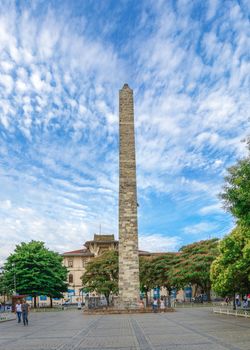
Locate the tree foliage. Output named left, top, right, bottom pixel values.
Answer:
left=213, top=141, right=250, bottom=297
left=211, top=226, right=250, bottom=297
left=169, top=239, right=219, bottom=298
left=220, top=156, right=250, bottom=226
left=0, top=272, right=10, bottom=297
left=81, top=250, right=118, bottom=305
left=139, top=256, right=156, bottom=294
left=3, top=241, right=68, bottom=307
left=139, top=254, right=176, bottom=304
left=149, top=253, right=177, bottom=291
left=82, top=251, right=177, bottom=305
left=81, top=241, right=219, bottom=303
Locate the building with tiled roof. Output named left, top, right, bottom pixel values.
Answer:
left=61, top=234, right=152, bottom=301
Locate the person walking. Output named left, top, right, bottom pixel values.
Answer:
left=15, top=300, right=22, bottom=323
left=247, top=293, right=250, bottom=308
left=242, top=295, right=247, bottom=309
left=77, top=301, right=82, bottom=310
left=236, top=294, right=240, bottom=307
left=21, top=300, right=29, bottom=326
left=152, top=298, right=158, bottom=313
left=160, top=299, right=165, bottom=313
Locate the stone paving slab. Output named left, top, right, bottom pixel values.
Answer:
left=0, top=308, right=250, bottom=349
left=79, top=335, right=138, bottom=349
left=154, top=345, right=231, bottom=350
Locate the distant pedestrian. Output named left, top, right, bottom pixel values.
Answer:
left=21, top=300, right=29, bottom=326
left=243, top=299, right=248, bottom=309
left=247, top=293, right=250, bottom=308
left=160, top=299, right=165, bottom=312
left=15, top=300, right=22, bottom=323
left=152, top=299, right=158, bottom=313
left=139, top=299, right=144, bottom=309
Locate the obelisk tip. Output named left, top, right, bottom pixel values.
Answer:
left=122, top=83, right=131, bottom=89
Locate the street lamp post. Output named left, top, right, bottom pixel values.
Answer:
left=12, top=263, right=17, bottom=296
left=189, top=283, right=192, bottom=303
left=0, top=265, right=6, bottom=308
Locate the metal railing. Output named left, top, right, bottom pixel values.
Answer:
left=213, top=305, right=250, bottom=318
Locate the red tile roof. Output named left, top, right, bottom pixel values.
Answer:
left=62, top=249, right=94, bottom=256
left=63, top=249, right=86, bottom=254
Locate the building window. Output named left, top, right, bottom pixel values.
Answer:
left=69, top=274, right=73, bottom=283
left=68, top=259, right=73, bottom=267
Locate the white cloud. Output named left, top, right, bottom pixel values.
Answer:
left=206, top=0, right=219, bottom=20
left=183, top=222, right=218, bottom=235
left=131, top=0, right=250, bottom=207
left=139, top=233, right=182, bottom=252
left=30, top=72, right=45, bottom=91
left=0, top=199, right=12, bottom=210
left=16, top=79, right=28, bottom=93
left=0, top=200, right=93, bottom=264
left=0, top=73, right=13, bottom=94
left=199, top=203, right=223, bottom=215
left=1, top=60, right=14, bottom=72
left=0, top=1, right=248, bottom=263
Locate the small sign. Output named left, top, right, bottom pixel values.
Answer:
left=184, top=287, right=192, bottom=298
left=171, top=289, right=177, bottom=298
left=153, top=287, right=160, bottom=299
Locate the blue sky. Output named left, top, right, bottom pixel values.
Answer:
left=0, top=0, right=249, bottom=264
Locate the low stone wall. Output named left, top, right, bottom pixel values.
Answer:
left=0, top=312, right=15, bottom=322
left=84, top=307, right=175, bottom=315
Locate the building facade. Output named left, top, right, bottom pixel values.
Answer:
left=62, top=234, right=151, bottom=303
left=62, top=234, right=118, bottom=300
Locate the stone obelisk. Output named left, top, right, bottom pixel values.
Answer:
left=118, top=83, right=140, bottom=308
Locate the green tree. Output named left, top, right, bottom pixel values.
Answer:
left=152, top=253, right=177, bottom=293
left=220, top=156, right=250, bottom=226
left=213, top=141, right=250, bottom=306
left=210, top=226, right=250, bottom=301
left=81, top=250, right=118, bottom=305
left=0, top=272, right=11, bottom=305
left=140, top=253, right=177, bottom=305
left=3, top=241, right=68, bottom=307
left=169, top=239, right=219, bottom=300
left=139, top=256, right=156, bottom=306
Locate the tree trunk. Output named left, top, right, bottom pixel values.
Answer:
left=167, top=288, right=172, bottom=307
left=233, top=291, right=236, bottom=310
left=105, top=294, right=109, bottom=307
left=206, top=287, right=211, bottom=302
left=50, top=297, right=53, bottom=308
left=194, top=284, right=198, bottom=297
left=33, top=296, right=37, bottom=308
left=145, top=291, right=149, bottom=307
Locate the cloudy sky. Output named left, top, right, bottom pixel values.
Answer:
left=0, top=0, right=249, bottom=264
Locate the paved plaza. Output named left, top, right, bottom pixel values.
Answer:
left=0, top=307, right=250, bottom=350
